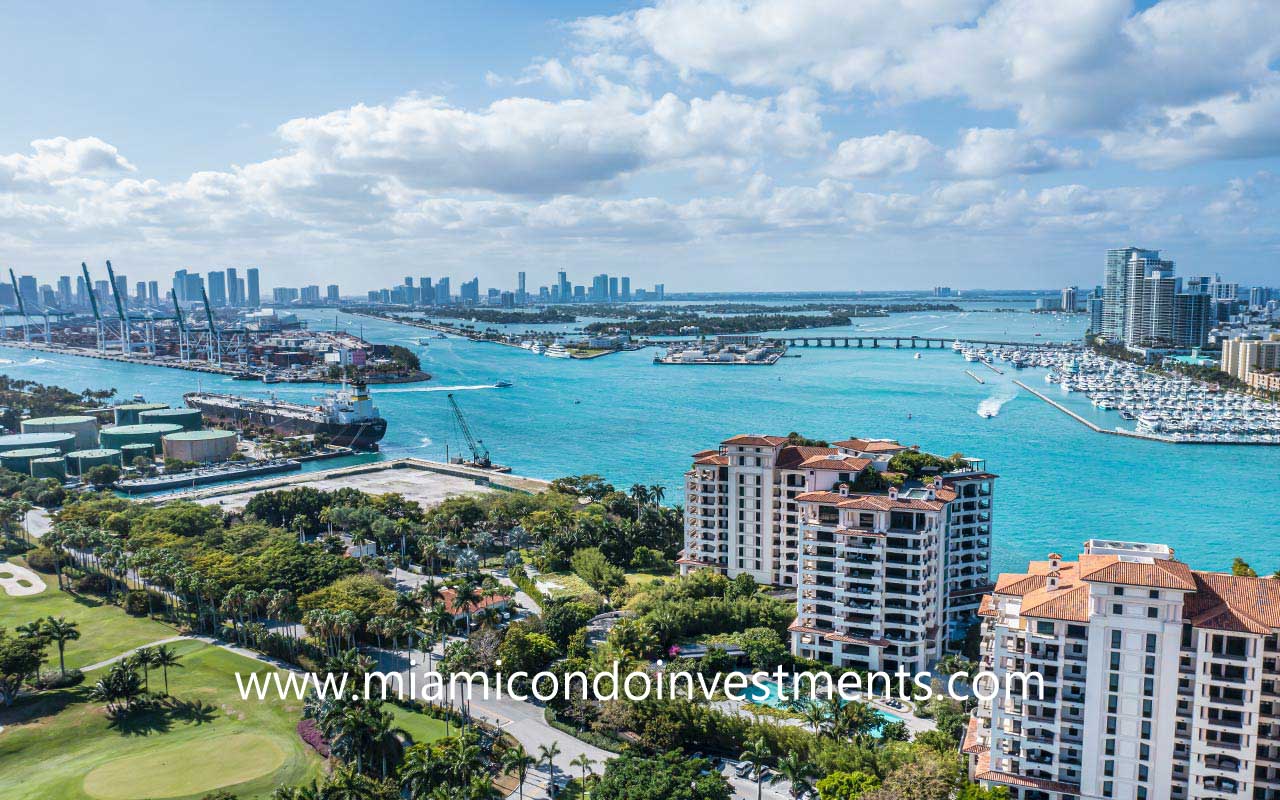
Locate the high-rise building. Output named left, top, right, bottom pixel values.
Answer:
left=419, top=278, right=434, bottom=305
left=621, top=277, right=631, bottom=302
left=18, top=275, right=38, bottom=308
left=56, top=276, right=72, bottom=307
left=934, top=286, right=953, bottom=297
left=1103, top=248, right=1162, bottom=342
left=75, top=276, right=88, bottom=309
left=609, top=276, right=619, bottom=302
left=1061, top=286, right=1080, bottom=313
left=246, top=268, right=260, bottom=307
left=207, top=270, right=227, bottom=307
left=680, top=434, right=996, bottom=670
left=967, top=539, right=1280, bottom=800
left=226, top=268, right=240, bottom=306
left=147, top=281, right=159, bottom=305
left=1125, top=267, right=1178, bottom=348
left=172, top=269, right=188, bottom=303
left=1221, top=334, right=1280, bottom=383
left=134, top=281, right=146, bottom=306
left=460, top=277, right=480, bottom=304
left=517, top=271, right=527, bottom=304
left=557, top=271, right=570, bottom=304
left=655, top=283, right=665, bottom=301
left=326, top=284, right=340, bottom=302
left=0, top=283, right=15, bottom=307
left=300, top=285, right=321, bottom=304
left=272, top=287, right=299, bottom=304
left=436, top=277, right=450, bottom=305
left=591, top=274, right=609, bottom=302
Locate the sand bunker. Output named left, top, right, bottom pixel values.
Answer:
left=0, top=561, right=47, bottom=596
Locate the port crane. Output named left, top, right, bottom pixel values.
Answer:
left=446, top=392, right=493, bottom=469
left=7, top=268, right=45, bottom=343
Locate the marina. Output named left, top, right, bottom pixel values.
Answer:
left=5, top=304, right=1279, bottom=574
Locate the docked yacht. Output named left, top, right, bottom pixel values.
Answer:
left=545, top=343, right=572, bottom=359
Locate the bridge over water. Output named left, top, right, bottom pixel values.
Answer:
left=648, top=335, right=1076, bottom=350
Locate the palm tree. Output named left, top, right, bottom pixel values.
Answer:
left=152, top=644, right=183, bottom=695
left=648, top=483, right=665, bottom=505
left=135, top=647, right=157, bottom=693
left=501, top=744, right=536, bottom=800
left=41, top=616, right=80, bottom=677
left=629, top=483, right=649, bottom=517
left=449, top=580, right=482, bottom=640
left=570, top=753, right=595, bottom=788
left=771, top=752, right=817, bottom=799
left=271, top=783, right=320, bottom=800
left=537, top=741, right=561, bottom=797
left=739, top=736, right=772, bottom=800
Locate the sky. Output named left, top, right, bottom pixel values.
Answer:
left=2, top=0, right=1279, bottom=292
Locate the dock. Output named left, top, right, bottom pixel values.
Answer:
left=965, top=370, right=985, bottom=384
left=1013, top=381, right=1278, bottom=446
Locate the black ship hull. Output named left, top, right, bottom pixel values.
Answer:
left=185, top=397, right=387, bottom=450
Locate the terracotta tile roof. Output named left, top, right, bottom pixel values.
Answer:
left=977, top=594, right=997, bottom=617
left=692, top=453, right=729, bottom=466
left=798, top=455, right=873, bottom=471
left=1078, top=553, right=1197, bottom=591
left=439, top=588, right=508, bottom=617
left=722, top=434, right=787, bottom=447
left=974, top=752, right=1080, bottom=795
left=962, top=717, right=989, bottom=755
left=1183, top=572, right=1280, bottom=634
left=794, top=491, right=945, bottom=512
left=833, top=438, right=908, bottom=453
left=1020, top=584, right=1090, bottom=622
left=787, top=622, right=889, bottom=647
left=941, top=472, right=1000, bottom=481
left=774, top=445, right=841, bottom=469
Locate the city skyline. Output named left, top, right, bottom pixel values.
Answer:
left=3, top=1, right=1280, bottom=289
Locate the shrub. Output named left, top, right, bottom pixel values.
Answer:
left=36, top=669, right=84, bottom=689
left=23, top=547, right=59, bottom=574
left=72, top=573, right=111, bottom=596
left=571, top=547, right=625, bottom=595
left=124, top=590, right=152, bottom=616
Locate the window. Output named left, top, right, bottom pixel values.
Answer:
left=1143, top=699, right=1153, bottom=718
left=1112, top=631, right=1123, bottom=648
left=1113, top=603, right=1124, bottom=615
left=1111, top=652, right=1121, bottom=670
left=1104, top=760, right=1115, bottom=777
left=1105, top=739, right=1116, bottom=756
left=1106, top=716, right=1117, bottom=735
left=1148, top=607, right=1159, bottom=619
left=1139, top=765, right=1149, bottom=782
left=1104, top=780, right=1114, bottom=798
left=1141, top=720, right=1151, bottom=739
left=1146, top=634, right=1157, bottom=653
left=1037, top=621, right=1054, bottom=635
left=1149, top=589, right=1160, bottom=599
left=1114, top=587, right=1125, bottom=596
left=1109, top=674, right=1120, bottom=692
left=1108, top=695, right=1118, bottom=713
left=1140, top=743, right=1150, bottom=761
left=1145, top=655, right=1156, bottom=674
left=1144, top=677, right=1154, bottom=696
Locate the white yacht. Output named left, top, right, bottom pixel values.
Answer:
left=545, top=343, right=572, bottom=359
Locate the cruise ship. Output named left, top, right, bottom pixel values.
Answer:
left=184, top=379, right=387, bottom=450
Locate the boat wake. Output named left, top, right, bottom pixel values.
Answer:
left=925, top=325, right=949, bottom=332
left=373, top=384, right=497, bottom=394
left=977, top=387, right=1018, bottom=418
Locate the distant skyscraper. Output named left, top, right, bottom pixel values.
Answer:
left=460, top=277, right=480, bottom=304
left=301, top=285, right=321, bottom=303
left=435, top=277, right=450, bottom=304
left=517, top=271, right=526, bottom=304
left=1103, top=247, right=1162, bottom=341
left=134, top=281, right=146, bottom=306
left=621, top=277, right=631, bottom=302
left=0, top=283, right=15, bottom=308
left=326, top=284, right=339, bottom=301
left=172, top=269, right=188, bottom=303
left=591, top=274, right=609, bottom=302
left=247, top=268, right=260, bottom=307
left=18, top=275, right=38, bottom=308
left=1060, top=286, right=1079, bottom=313
left=75, top=276, right=88, bottom=308
left=148, top=281, right=159, bottom=305
left=655, top=283, right=665, bottom=301
left=56, top=276, right=72, bottom=307
left=226, top=267, right=240, bottom=306
left=557, top=271, right=570, bottom=304
left=608, top=276, right=618, bottom=302
left=207, top=270, right=227, bottom=307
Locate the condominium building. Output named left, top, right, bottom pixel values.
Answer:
left=1222, top=335, right=1280, bottom=383
left=966, top=539, right=1280, bottom=800
left=679, top=434, right=996, bottom=670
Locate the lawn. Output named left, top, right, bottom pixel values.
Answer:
left=0, top=639, right=323, bottom=800
left=623, top=570, right=671, bottom=588
left=0, top=558, right=179, bottom=671
left=388, top=703, right=451, bottom=745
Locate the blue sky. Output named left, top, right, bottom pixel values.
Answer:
left=2, top=0, right=1279, bottom=292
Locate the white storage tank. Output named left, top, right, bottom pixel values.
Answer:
left=161, top=429, right=238, bottom=463
left=21, top=415, right=99, bottom=450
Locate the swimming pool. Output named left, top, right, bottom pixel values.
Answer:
left=741, top=676, right=903, bottom=734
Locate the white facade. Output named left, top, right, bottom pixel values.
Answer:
left=680, top=434, right=996, bottom=667
left=968, top=540, right=1280, bottom=800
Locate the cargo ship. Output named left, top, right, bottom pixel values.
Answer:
left=184, top=379, right=387, bottom=450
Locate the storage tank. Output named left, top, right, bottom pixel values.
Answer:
left=20, top=415, right=99, bottom=450
left=112, top=402, right=169, bottom=426
left=65, top=448, right=123, bottom=476
left=30, top=457, right=67, bottom=481
left=1, top=447, right=63, bottom=474
left=119, top=442, right=155, bottom=464
left=0, top=431, right=77, bottom=455
left=99, top=423, right=183, bottom=450
left=162, top=429, right=238, bottom=463
left=138, top=407, right=203, bottom=432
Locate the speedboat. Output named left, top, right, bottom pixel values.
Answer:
left=416, top=338, right=431, bottom=346
left=913, top=353, right=922, bottom=360
left=494, top=380, right=513, bottom=388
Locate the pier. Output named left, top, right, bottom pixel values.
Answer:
left=1013, top=380, right=1278, bottom=446
left=652, top=334, right=1075, bottom=350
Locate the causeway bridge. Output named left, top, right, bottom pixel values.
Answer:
left=646, top=335, right=1077, bottom=350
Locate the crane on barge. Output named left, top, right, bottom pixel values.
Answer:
left=446, top=393, right=510, bottom=472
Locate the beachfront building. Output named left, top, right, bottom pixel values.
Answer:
left=678, top=434, right=996, bottom=668
left=966, top=539, right=1280, bottom=800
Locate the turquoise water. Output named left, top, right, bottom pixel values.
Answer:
left=3, top=306, right=1277, bottom=577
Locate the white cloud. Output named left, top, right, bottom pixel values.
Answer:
left=825, top=131, right=935, bottom=178
left=581, top=0, right=1280, bottom=164
left=947, top=128, right=1087, bottom=177
left=0, top=136, right=136, bottom=186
